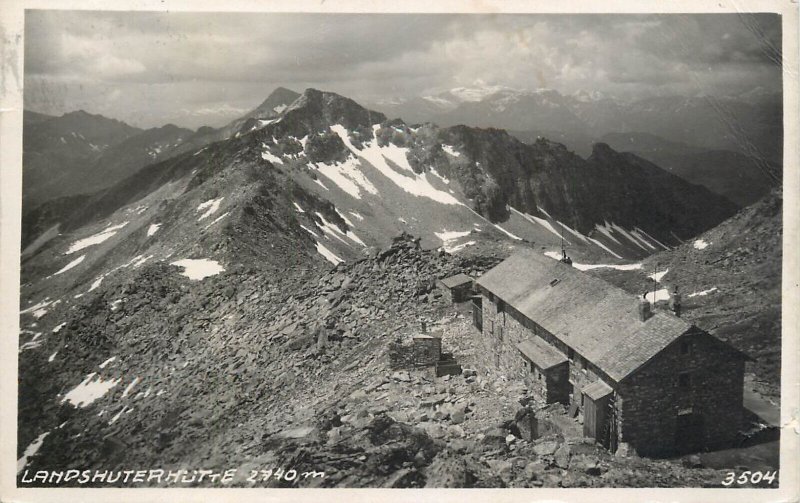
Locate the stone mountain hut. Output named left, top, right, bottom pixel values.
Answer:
left=474, top=249, right=751, bottom=456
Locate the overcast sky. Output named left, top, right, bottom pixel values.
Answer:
left=24, top=11, right=782, bottom=129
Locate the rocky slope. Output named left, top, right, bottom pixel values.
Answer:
left=591, top=189, right=783, bottom=399
left=18, top=235, right=761, bottom=488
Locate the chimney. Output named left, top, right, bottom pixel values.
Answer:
left=639, top=294, right=652, bottom=321
left=670, top=285, right=682, bottom=317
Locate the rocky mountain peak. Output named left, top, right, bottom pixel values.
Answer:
left=588, top=142, right=615, bottom=159
left=277, top=88, right=387, bottom=135
left=249, top=87, right=302, bottom=118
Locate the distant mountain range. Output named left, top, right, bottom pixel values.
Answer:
left=369, top=86, right=781, bottom=206
left=22, top=88, right=739, bottom=271
left=22, top=110, right=190, bottom=209
left=599, top=132, right=779, bottom=207
left=22, top=88, right=303, bottom=210
left=369, top=86, right=782, bottom=160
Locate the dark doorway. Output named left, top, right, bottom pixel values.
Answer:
left=675, top=412, right=705, bottom=453
left=472, top=298, right=482, bottom=331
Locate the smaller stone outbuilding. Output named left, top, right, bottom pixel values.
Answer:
left=437, top=273, right=474, bottom=303
left=388, top=332, right=443, bottom=369
left=516, top=338, right=570, bottom=405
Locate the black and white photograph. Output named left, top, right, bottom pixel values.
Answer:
left=1, top=1, right=798, bottom=500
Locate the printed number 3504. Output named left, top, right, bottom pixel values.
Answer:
left=722, top=470, right=778, bottom=486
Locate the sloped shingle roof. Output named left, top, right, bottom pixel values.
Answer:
left=476, top=249, right=704, bottom=382
left=516, top=337, right=568, bottom=370
left=583, top=379, right=613, bottom=400
left=439, top=273, right=473, bottom=289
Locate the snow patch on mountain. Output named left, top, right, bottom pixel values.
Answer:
left=315, top=212, right=366, bottom=247
left=630, top=228, right=658, bottom=250
left=334, top=209, right=356, bottom=228
left=259, top=118, right=280, bottom=128
left=510, top=207, right=567, bottom=243
left=170, top=259, right=225, bottom=280
left=61, top=373, right=121, bottom=408
left=147, top=224, right=161, bottom=237
left=493, top=224, right=522, bottom=241
left=330, top=124, right=462, bottom=206
left=649, top=269, right=669, bottom=282
left=450, top=241, right=476, bottom=253
left=316, top=242, right=343, bottom=265
left=543, top=251, right=643, bottom=271
left=300, top=224, right=320, bottom=238
left=645, top=288, right=670, bottom=304
left=585, top=237, right=623, bottom=259
left=314, top=156, right=378, bottom=199
left=610, top=223, right=650, bottom=252
left=53, top=255, right=86, bottom=276
left=435, top=230, right=473, bottom=253
left=428, top=168, right=450, bottom=185
left=293, top=202, right=305, bottom=213
left=203, top=212, right=230, bottom=229
left=124, top=254, right=153, bottom=269
left=688, top=287, right=718, bottom=298
left=121, top=377, right=140, bottom=399
left=98, top=356, right=116, bottom=369
left=17, top=432, right=49, bottom=474
left=693, top=239, right=710, bottom=250
left=196, top=198, right=224, bottom=221
left=21, top=298, right=55, bottom=318
left=66, top=222, right=128, bottom=254
left=441, top=145, right=461, bottom=157
left=556, top=221, right=589, bottom=244
left=594, top=222, right=621, bottom=245
left=635, top=227, right=671, bottom=250
left=261, top=147, right=284, bottom=165
left=435, top=230, right=472, bottom=242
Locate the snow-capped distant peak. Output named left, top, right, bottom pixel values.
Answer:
left=448, top=85, right=516, bottom=102
left=571, top=89, right=606, bottom=102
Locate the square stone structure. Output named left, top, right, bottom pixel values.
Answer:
left=412, top=334, right=442, bottom=367
left=437, top=273, right=474, bottom=303
left=475, top=249, right=751, bottom=457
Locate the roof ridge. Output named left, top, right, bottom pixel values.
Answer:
left=476, top=248, right=698, bottom=382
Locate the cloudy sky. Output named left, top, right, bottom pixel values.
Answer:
left=24, top=11, right=782, bottom=129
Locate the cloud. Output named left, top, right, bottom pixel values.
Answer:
left=23, top=11, right=782, bottom=129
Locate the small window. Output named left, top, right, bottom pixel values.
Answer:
left=549, top=278, right=560, bottom=287
left=568, top=348, right=575, bottom=361
left=497, top=300, right=505, bottom=314
left=680, top=340, right=692, bottom=355
left=678, top=372, right=691, bottom=389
